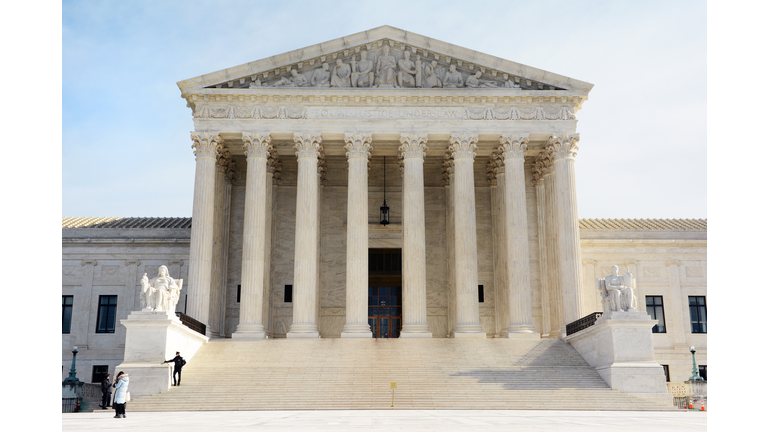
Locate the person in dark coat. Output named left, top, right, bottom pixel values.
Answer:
left=163, top=351, right=186, bottom=386
left=99, top=373, right=112, bottom=409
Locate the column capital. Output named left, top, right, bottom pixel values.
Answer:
left=449, top=134, right=478, bottom=161
left=225, top=159, right=238, bottom=184
left=344, top=133, right=373, bottom=160
left=531, top=151, right=547, bottom=185
left=317, top=152, right=328, bottom=185
left=293, top=133, right=323, bottom=159
left=582, top=259, right=597, bottom=266
left=267, top=148, right=282, bottom=176
left=665, top=260, right=681, bottom=267
left=398, top=134, right=428, bottom=160
left=547, top=133, right=580, bottom=160
left=124, top=259, right=141, bottom=266
left=441, top=149, right=454, bottom=186
left=191, top=132, right=222, bottom=159
left=498, top=134, right=529, bottom=161
left=216, top=148, right=233, bottom=173
left=81, top=259, right=97, bottom=266
left=168, top=259, right=184, bottom=266
left=486, top=150, right=503, bottom=185
left=242, top=132, right=272, bottom=159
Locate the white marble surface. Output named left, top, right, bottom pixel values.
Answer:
left=63, top=410, right=707, bottom=432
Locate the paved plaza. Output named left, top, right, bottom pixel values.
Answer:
left=62, top=409, right=707, bottom=431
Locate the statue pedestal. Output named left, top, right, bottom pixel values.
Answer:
left=565, top=310, right=671, bottom=405
left=114, top=310, right=209, bottom=399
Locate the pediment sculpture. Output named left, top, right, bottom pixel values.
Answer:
left=140, top=265, right=183, bottom=312
left=596, top=265, right=638, bottom=315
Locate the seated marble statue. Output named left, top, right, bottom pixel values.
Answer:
left=249, top=78, right=264, bottom=88
left=465, top=71, right=500, bottom=88
left=596, top=265, right=638, bottom=313
left=375, top=45, right=397, bottom=87
left=272, top=69, right=307, bottom=87
left=351, top=51, right=374, bottom=88
left=397, top=51, right=417, bottom=88
left=311, top=63, right=331, bottom=87
left=422, top=60, right=442, bottom=88
left=140, top=265, right=183, bottom=312
left=442, top=64, right=464, bottom=88
left=330, top=59, right=351, bottom=88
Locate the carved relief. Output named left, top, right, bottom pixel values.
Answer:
left=499, top=134, right=529, bottom=160
left=644, top=267, right=662, bottom=277
left=449, top=134, right=478, bottom=161
left=242, top=133, right=272, bottom=159
left=344, top=133, right=373, bottom=160
left=531, top=152, right=546, bottom=185
left=547, top=133, right=580, bottom=160
left=294, top=133, right=323, bottom=159
left=190, top=132, right=222, bottom=159
left=465, top=106, right=576, bottom=121
left=375, top=45, right=397, bottom=87
left=441, top=149, right=454, bottom=186
left=351, top=51, right=374, bottom=88
left=102, top=265, right=119, bottom=277
left=686, top=267, right=704, bottom=277
left=330, top=59, right=352, bottom=88
left=311, top=63, right=331, bottom=87
left=63, top=266, right=75, bottom=275
left=398, top=134, right=428, bottom=160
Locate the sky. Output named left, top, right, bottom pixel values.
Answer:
left=61, top=0, right=707, bottom=219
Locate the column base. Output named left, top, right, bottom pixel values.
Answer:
left=452, top=323, right=486, bottom=339
left=287, top=323, right=320, bottom=339
left=401, top=323, right=432, bottom=338
left=232, top=323, right=267, bottom=341
left=341, top=323, right=372, bottom=338
left=504, top=331, right=541, bottom=340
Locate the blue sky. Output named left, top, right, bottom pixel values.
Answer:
left=62, top=0, right=706, bottom=218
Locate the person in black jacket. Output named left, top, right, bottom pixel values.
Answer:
left=99, top=374, right=112, bottom=409
left=163, top=352, right=186, bottom=386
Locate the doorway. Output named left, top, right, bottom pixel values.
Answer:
left=368, top=249, right=402, bottom=339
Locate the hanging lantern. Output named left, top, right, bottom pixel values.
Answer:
left=380, top=156, right=390, bottom=225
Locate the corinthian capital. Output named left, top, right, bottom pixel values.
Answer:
left=441, top=149, right=454, bottom=186
left=216, top=148, right=233, bottom=172
left=398, top=134, right=428, bottom=161
left=344, top=133, right=373, bottom=160
left=449, top=134, right=478, bottom=161
left=293, top=133, right=323, bottom=159
left=547, top=133, right=580, bottom=160
left=191, top=132, right=222, bottom=159
left=267, top=148, right=281, bottom=175
left=531, top=152, right=547, bottom=185
left=498, top=134, right=529, bottom=161
left=242, top=132, right=272, bottom=159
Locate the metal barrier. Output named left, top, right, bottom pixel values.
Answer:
left=565, top=312, right=603, bottom=336
left=62, top=397, right=79, bottom=413
left=176, top=312, right=206, bottom=335
left=673, top=397, right=688, bottom=409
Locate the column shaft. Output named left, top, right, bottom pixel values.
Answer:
left=442, top=153, right=456, bottom=337
left=543, top=167, right=563, bottom=337
left=288, top=133, right=322, bottom=338
left=233, top=133, right=271, bottom=340
left=500, top=134, right=537, bottom=337
left=450, top=134, right=485, bottom=338
left=535, top=175, right=550, bottom=337
left=188, top=132, right=221, bottom=327
left=399, top=134, right=431, bottom=337
left=342, top=134, right=373, bottom=337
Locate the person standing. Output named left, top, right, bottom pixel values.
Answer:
left=99, top=373, right=112, bottom=409
left=112, top=371, right=129, bottom=418
left=163, top=351, right=186, bottom=386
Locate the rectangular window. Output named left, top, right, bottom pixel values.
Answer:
left=62, top=295, right=73, bottom=334
left=285, top=285, right=293, bottom=303
left=92, top=365, right=109, bottom=383
left=645, top=296, right=666, bottom=333
left=699, top=365, right=707, bottom=381
left=237, top=285, right=241, bottom=303
left=478, top=285, right=484, bottom=303
left=689, top=296, right=707, bottom=333
left=95, top=295, right=118, bottom=333
left=661, top=365, right=670, bottom=382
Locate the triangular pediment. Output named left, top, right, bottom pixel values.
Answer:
left=177, top=26, right=593, bottom=93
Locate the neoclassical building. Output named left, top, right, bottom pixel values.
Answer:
left=62, top=26, right=706, bottom=387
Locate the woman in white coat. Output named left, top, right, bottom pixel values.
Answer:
left=112, top=371, right=129, bottom=418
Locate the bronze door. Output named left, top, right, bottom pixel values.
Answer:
left=368, top=286, right=401, bottom=338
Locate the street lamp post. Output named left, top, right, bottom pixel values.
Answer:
left=63, top=346, right=81, bottom=384
left=689, top=346, right=704, bottom=381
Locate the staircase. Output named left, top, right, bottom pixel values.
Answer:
left=129, top=338, right=676, bottom=411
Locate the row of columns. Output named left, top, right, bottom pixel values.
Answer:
left=185, top=131, right=585, bottom=340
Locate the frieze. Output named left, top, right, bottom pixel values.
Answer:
left=192, top=104, right=576, bottom=121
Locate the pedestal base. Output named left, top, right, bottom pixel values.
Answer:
left=400, top=330, right=433, bottom=338
left=287, top=323, right=320, bottom=338
left=504, top=331, right=541, bottom=340
left=232, top=323, right=267, bottom=340
left=453, top=324, right=487, bottom=339
left=341, top=331, right=373, bottom=338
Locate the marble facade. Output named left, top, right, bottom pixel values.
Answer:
left=62, top=27, right=705, bottom=387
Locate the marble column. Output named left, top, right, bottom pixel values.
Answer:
left=548, top=133, right=586, bottom=329
left=219, top=160, right=236, bottom=336
left=263, top=150, right=280, bottom=337
left=288, top=133, right=322, bottom=338
left=233, top=133, right=272, bottom=340
left=399, top=133, right=432, bottom=338
left=188, top=132, right=222, bottom=327
left=342, top=133, right=373, bottom=338
left=449, top=134, right=485, bottom=338
left=442, top=152, right=456, bottom=337
left=533, top=153, right=550, bottom=337
left=499, top=134, right=538, bottom=337
left=209, top=149, right=232, bottom=336
left=542, top=153, right=563, bottom=337
left=488, top=151, right=509, bottom=337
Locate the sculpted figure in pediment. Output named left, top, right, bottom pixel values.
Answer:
left=330, top=58, right=352, bottom=88
left=504, top=79, right=521, bottom=89
left=272, top=69, right=308, bottom=87
left=414, top=55, right=423, bottom=87
left=422, top=60, right=442, bottom=88
left=397, top=51, right=417, bottom=88
left=311, top=63, right=331, bottom=87
left=249, top=78, right=263, bottom=88
left=351, top=51, right=374, bottom=88
left=465, top=71, right=499, bottom=88
left=375, top=45, right=397, bottom=87
left=443, top=64, right=464, bottom=88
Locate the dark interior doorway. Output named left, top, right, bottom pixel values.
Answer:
left=368, top=248, right=402, bottom=338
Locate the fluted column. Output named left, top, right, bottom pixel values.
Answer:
left=543, top=153, right=563, bottom=337
left=341, top=133, right=373, bottom=338
left=233, top=132, right=271, bottom=340
left=548, top=133, right=586, bottom=328
left=188, top=132, right=222, bottom=327
left=499, top=134, right=538, bottom=337
left=263, top=150, right=280, bottom=337
left=532, top=152, right=550, bottom=337
left=442, top=153, right=456, bottom=337
left=449, top=134, right=485, bottom=338
left=487, top=151, right=509, bottom=337
left=209, top=148, right=232, bottom=336
left=287, top=133, right=322, bottom=338
left=399, top=134, right=432, bottom=338
left=218, top=159, right=235, bottom=336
